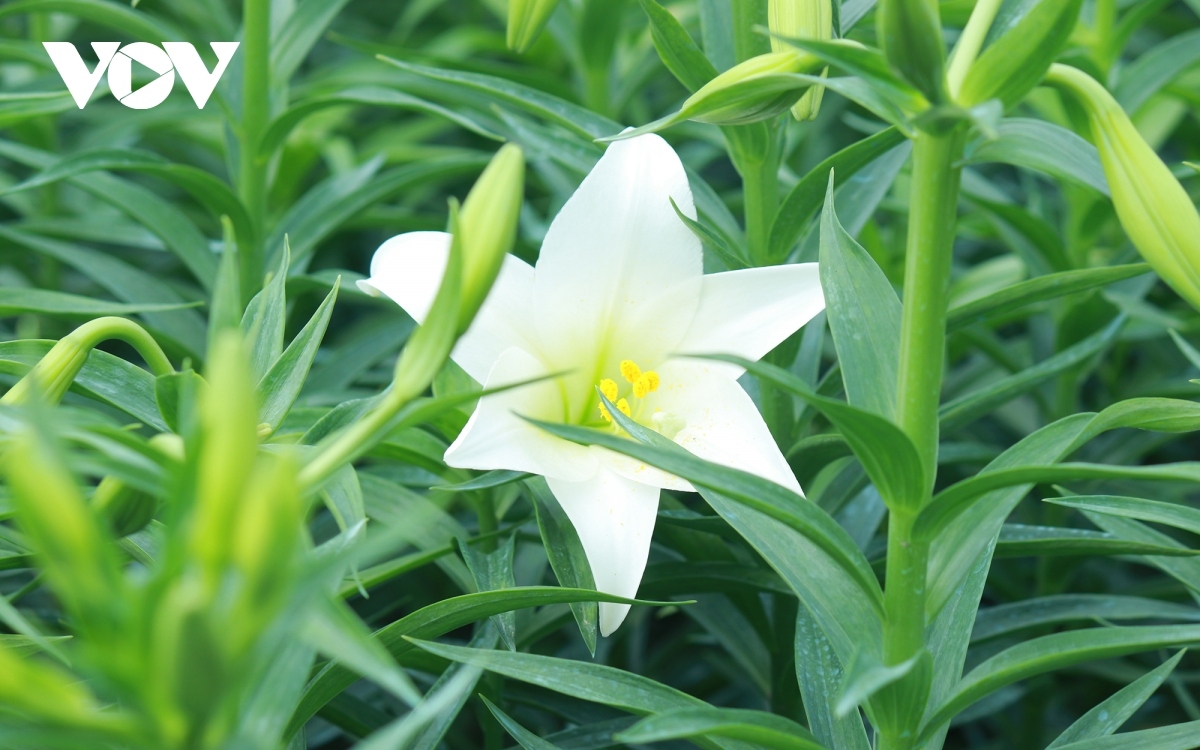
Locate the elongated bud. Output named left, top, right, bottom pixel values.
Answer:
left=877, top=0, right=946, bottom=103
left=1, top=317, right=173, bottom=406
left=507, top=0, right=560, bottom=53
left=457, top=143, right=525, bottom=332
left=769, top=0, right=832, bottom=120
left=190, top=332, right=259, bottom=579
left=1047, top=64, right=1200, bottom=311
left=683, top=50, right=823, bottom=125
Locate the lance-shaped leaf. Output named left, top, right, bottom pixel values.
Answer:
left=817, top=173, right=902, bottom=420
left=637, top=0, right=719, bottom=92
left=615, top=707, right=825, bottom=749
left=258, top=278, right=340, bottom=431
left=920, top=625, right=1200, bottom=741
left=1046, top=495, right=1200, bottom=536
left=959, top=0, right=1084, bottom=108
left=1047, top=651, right=1186, bottom=747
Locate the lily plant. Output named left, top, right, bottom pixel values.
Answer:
left=360, top=134, right=824, bottom=634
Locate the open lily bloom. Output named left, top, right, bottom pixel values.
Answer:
left=360, top=134, right=825, bottom=635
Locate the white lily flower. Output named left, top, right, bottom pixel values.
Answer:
left=359, top=135, right=825, bottom=635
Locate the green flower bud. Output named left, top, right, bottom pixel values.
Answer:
left=681, top=50, right=824, bottom=126
left=92, top=476, right=157, bottom=538
left=1047, top=64, right=1200, bottom=311
left=507, top=0, right=560, bottom=53
left=190, top=332, right=259, bottom=580
left=1, top=317, right=173, bottom=406
left=769, top=0, right=832, bottom=120
left=456, top=143, right=526, bottom=333
left=877, top=0, right=947, bottom=103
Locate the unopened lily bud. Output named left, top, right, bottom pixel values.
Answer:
left=507, top=0, right=560, bottom=53
left=456, top=143, right=525, bottom=333
left=769, top=0, right=832, bottom=120
left=1048, top=64, right=1200, bottom=311
left=92, top=477, right=156, bottom=538
left=681, top=50, right=823, bottom=125
left=1, top=317, right=173, bottom=406
left=877, top=0, right=946, bottom=103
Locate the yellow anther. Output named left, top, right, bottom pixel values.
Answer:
left=620, top=360, right=642, bottom=384
left=633, top=371, right=660, bottom=398
left=616, top=398, right=631, bottom=418
left=599, top=403, right=613, bottom=423
left=599, top=378, right=619, bottom=402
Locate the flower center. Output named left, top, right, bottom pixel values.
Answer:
left=593, top=359, right=682, bottom=438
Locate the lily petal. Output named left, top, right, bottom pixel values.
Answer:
left=639, top=359, right=803, bottom=494
left=546, top=466, right=661, bottom=636
left=532, top=134, right=703, bottom=421
left=358, top=231, right=539, bottom=382
left=676, top=263, right=824, bottom=374
left=444, top=347, right=598, bottom=482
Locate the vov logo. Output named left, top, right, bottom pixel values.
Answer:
left=43, top=42, right=240, bottom=110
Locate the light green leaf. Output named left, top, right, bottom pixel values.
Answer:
left=258, top=278, right=339, bottom=430
left=0, top=0, right=181, bottom=41
left=920, top=625, right=1200, bottom=739
left=481, top=696, right=567, bottom=750
left=286, top=586, right=677, bottom=738
left=272, top=0, right=355, bottom=85
left=974, top=595, right=1200, bottom=642
left=1047, top=494, right=1200, bottom=536
left=947, top=264, right=1151, bottom=330
left=302, top=598, right=422, bottom=706
left=615, top=708, right=825, bottom=750
left=769, top=127, right=907, bottom=262
left=817, top=173, right=901, bottom=420
left=527, top=477, right=598, bottom=655
left=1051, top=720, right=1200, bottom=750
left=381, top=58, right=619, bottom=139
left=959, top=0, right=1083, bottom=107
left=0, top=288, right=197, bottom=318
left=1047, top=651, right=1186, bottom=747
left=637, top=0, right=719, bottom=92
left=964, top=118, right=1109, bottom=195
left=994, top=523, right=1198, bottom=558
left=1115, top=28, right=1200, bottom=113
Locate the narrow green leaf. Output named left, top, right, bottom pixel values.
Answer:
left=917, top=461, right=1200, bottom=542
left=302, top=598, right=422, bottom=706
left=272, top=0, right=354, bottom=85
left=615, top=708, right=824, bottom=750
left=1047, top=651, right=1186, bottom=747
left=921, top=625, right=1200, bottom=739
left=458, top=534, right=519, bottom=651
left=1052, top=721, right=1200, bottom=750
left=637, top=0, right=719, bottom=92
left=380, top=58, right=619, bottom=139
left=947, top=264, right=1151, bottom=330
left=964, top=118, right=1109, bottom=195
left=795, top=602, right=872, bottom=750
left=527, top=477, right=599, bottom=655
left=959, top=0, right=1083, bottom=107
left=1047, top=495, right=1200, bottom=536
left=481, top=696, right=565, bottom=750
left=939, top=316, right=1124, bottom=430
left=286, top=587, right=676, bottom=737
left=994, top=523, right=1199, bottom=558
left=974, top=596, right=1200, bottom=642
left=0, top=0, right=181, bottom=42
left=0, top=288, right=197, bottom=318
left=818, top=173, right=902, bottom=420
left=769, top=127, right=907, bottom=262
left=531, top=413, right=886, bottom=616
left=1115, top=28, right=1200, bottom=113
left=242, top=247, right=289, bottom=384
left=258, top=278, right=339, bottom=430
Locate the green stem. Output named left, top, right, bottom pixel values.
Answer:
left=740, top=150, right=779, bottom=265
left=731, top=0, right=770, bottom=63
left=239, top=0, right=271, bottom=299
left=297, top=386, right=408, bottom=492
left=878, top=128, right=965, bottom=750
left=895, top=130, right=965, bottom=482
left=945, top=0, right=1004, bottom=98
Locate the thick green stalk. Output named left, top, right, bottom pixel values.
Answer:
left=239, top=0, right=270, bottom=299
left=895, top=130, right=965, bottom=481
left=879, top=128, right=965, bottom=750
left=741, top=152, right=780, bottom=265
